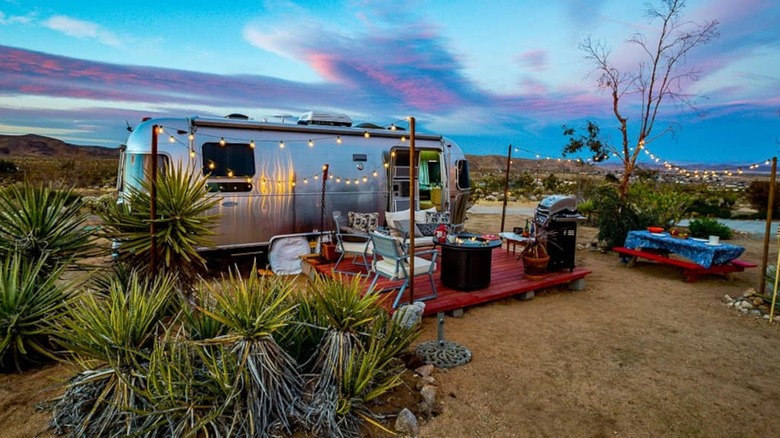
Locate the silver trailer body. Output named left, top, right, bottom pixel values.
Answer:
left=118, top=113, right=471, bottom=254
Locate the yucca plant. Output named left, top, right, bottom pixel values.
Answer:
left=136, top=337, right=240, bottom=437
left=99, top=161, right=220, bottom=288
left=0, top=254, right=78, bottom=371
left=0, top=182, right=97, bottom=268
left=301, top=275, right=417, bottom=437
left=52, top=270, right=175, bottom=437
left=195, top=266, right=303, bottom=436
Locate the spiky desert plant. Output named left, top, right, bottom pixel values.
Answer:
left=0, top=182, right=97, bottom=268
left=51, top=270, right=175, bottom=437
left=301, top=275, right=417, bottom=437
left=0, top=254, right=78, bottom=370
left=135, top=336, right=240, bottom=437
left=99, top=161, right=220, bottom=288
left=196, top=267, right=303, bottom=436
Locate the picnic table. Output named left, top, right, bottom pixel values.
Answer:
left=613, top=230, right=755, bottom=282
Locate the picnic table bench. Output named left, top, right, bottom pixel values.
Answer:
left=613, top=246, right=757, bottom=282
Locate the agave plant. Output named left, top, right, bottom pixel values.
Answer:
left=52, top=270, right=175, bottom=436
left=0, top=254, right=78, bottom=370
left=195, top=266, right=303, bottom=436
left=99, top=161, right=220, bottom=287
left=0, top=182, right=97, bottom=268
left=300, top=275, right=419, bottom=437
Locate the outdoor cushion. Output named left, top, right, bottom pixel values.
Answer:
left=348, top=212, right=379, bottom=233
left=416, top=222, right=440, bottom=236
left=374, top=256, right=435, bottom=279
left=425, top=211, right=450, bottom=224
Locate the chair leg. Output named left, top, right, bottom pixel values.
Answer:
left=392, top=280, right=409, bottom=309
left=367, top=273, right=380, bottom=294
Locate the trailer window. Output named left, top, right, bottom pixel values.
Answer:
left=202, top=142, right=255, bottom=177
left=123, top=153, right=169, bottom=190
left=456, top=160, right=470, bottom=190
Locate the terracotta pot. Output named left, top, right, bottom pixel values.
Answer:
left=322, top=243, right=338, bottom=262
left=522, top=254, right=550, bottom=280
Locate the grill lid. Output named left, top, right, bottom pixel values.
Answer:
left=537, top=195, right=577, bottom=215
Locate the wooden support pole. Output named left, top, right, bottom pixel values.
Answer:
left=150, top=125, right=158, bottom=275
left=408, top=116, right=416, bottom=304
left=500, top=144, right=512, bottom=233
left=760, top=156, right=777, bottom=293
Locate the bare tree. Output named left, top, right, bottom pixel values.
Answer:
left=580, top=0, right=719, bottom=199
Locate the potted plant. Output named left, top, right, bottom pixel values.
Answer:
left=521, top=227, right=551, bottom=280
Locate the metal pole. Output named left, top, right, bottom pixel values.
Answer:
left=150, top=125, right=158, bottom=275
left=319, top=164, right=329, bottom=257
left=408, top=116, right=416, bottom=304
left=760, top=156, right=777, bottom=293
left=500, top=144, right=512, bottom=233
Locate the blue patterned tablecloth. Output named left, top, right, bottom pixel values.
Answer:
left=624, top=230, right=745, bottom=269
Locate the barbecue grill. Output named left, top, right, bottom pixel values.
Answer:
left=534, top=195, right=585, bottom=272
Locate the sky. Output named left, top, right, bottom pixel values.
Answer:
left=0, top=0, right=778, bottom=166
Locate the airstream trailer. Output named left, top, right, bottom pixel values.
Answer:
left=118, top=112, right=471, bottom=259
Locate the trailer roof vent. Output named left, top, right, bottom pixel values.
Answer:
left=297, top=111, right=352, bottom=127
left=224, top=113, right=249, bottom=120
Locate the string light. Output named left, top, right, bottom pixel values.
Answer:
left=250, top=140, right=255, bottom=149
left=363, top=131, right=370, bottom=138
left=308, top=139, right=314, bottom=147
left=279, top=141, right=285, bottom=149
left=336, top=136, right=342, bottom=144
left=219, top=137, right=225, bottom=146
left=168, top=135, right=175, bottom=143
left=156, top=126, right=164, bottom=134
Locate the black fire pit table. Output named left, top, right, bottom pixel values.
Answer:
left=436, top=234, right=502, bottom=291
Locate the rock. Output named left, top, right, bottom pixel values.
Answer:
left=759, top=305, right=771, bottom=313
left=416, top=375, right=436, bottom=390
left=752, top=297, right=764, bottom=306
left=415, top=364, right=435, bottom=378
left=751, top=309, right=763, bottom=316
left=723, top=294, right=734, bottom=303
left=740, top=308, right=749, bottom=314
left=393, top=302, right=425, bottom=329
left=726, top=302, right=734, bottom=308
left=419, top=384, right=437, bottom=415
left=742, top=301, right=755, bottom=310
left=743, top=288, right=756, bottom=298
left=764, top=314, right=771, bottom=320
left=394, top=408, right=419, bottom=437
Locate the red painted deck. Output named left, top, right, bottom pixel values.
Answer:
left=312, top=246, right=592, bottom=316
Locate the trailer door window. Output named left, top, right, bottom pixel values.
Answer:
left=456, top=159, right=470, bottom=190
left=202, top=142, right=255, bottom=177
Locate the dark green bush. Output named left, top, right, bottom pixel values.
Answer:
left=744, top=180, right=780, bottom=217
left=687, top=217, right=733, bottom=240
left=591, top=184, right=655, bottom=249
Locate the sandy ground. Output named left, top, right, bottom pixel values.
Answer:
left=3, top=203, right=780, bottom=437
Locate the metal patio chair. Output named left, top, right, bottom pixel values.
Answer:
left=332, top=211, right=373, bottom=275
left=368, top=231, right=438, bottom=309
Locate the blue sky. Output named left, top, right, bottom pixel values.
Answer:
left=0, top=0, right=778, bottom=166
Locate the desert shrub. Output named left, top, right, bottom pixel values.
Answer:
left=684, top=185, right=740, bottom=218
left=0, top=255, right=78, bottom=370
left=687, top=217, right=733, bottom=240
left=0, top=182, right=98, bottom=268
left=628, top=182, right=693, bottom=228
left=576, top=199, right=596, bottom=226
left=744, top=180, right=780, bottom=217
left=590, top=184, right=655, bottom=249
left=99, top=162, right=220, bottom=288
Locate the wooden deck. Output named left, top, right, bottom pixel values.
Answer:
left=312, top=246, right=592, bottom=316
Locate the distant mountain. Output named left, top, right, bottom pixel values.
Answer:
left=465, top=154, right=613, bottom=174
left=0, top=134, right=120, bottom=159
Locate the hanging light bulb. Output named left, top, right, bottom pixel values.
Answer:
left=292, top=181, right=296, bottom=186
left=304, top=178, right=308, bottom=184
left=219, top=137, right=226, bottom=146
left=189, top=150, right=196, bottom=158
left=390, top=124, right=397, bottom=131
left=279, top=141, right=285, bottom=149
left=354, top=178, right=359, bottom=185
left=383, top=162, right=389, bottom=168
left=188, top=133, right=195, bottom=141
left=372, top=170, right=378, bottom=177
left=314, top=175, right=319, bottom=180
left=168, top=135, right=175, bottom=143
left=227, top=170, right=234, bottom=178
left=362, top=176, right=368, bottom=182
left=401, top=136, right=406, bottom=142
left=308, top=139, right=314, bottom=147
left=156, top=126, right=164, bottom=134
left=336, top=136, right=342, bottom=144
left=208, top=162, right=215, bottom=170
left=250, top=140, right=255, bottom=149
left=336, top=177, right=341, bottom=182
left=363, top=131, right=370, bottom=138
left=345, top=179, right=351, bottom=185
